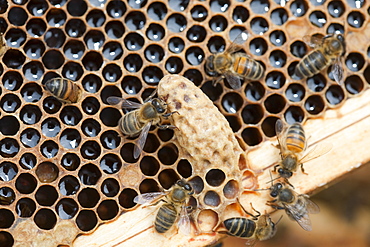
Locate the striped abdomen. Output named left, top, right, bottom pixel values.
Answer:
left=44, top=78, right=81, bottom=103
left=294, top=50, right=329, bottom=79
left=285, top=123, right=306, bottom=153
left=155, top=203, right=177, bottom=233
left=233, top=54, right=264, bottom=80
left=224, top=217, right=256, bottom=238
left=120, top=111, right=143, bottom=137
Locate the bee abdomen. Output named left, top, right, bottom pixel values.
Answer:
left=286, top=123, right=306, bottom=153
left=120, top=111, right=142, bottom=136
left=294, top=50, right=329, bottom=79
left=44, top=78, right=81, bottom=103
left=224, top=218, right=256, bottom=238
left=155, top=204, right=177, bottom=233
left=233, top=56, right=264, bottom=80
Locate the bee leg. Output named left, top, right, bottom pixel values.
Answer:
left=237, top=198, right=260, bottom=220
left=163, top=111, right=179, bottom=118
left=266, top=202, right=284, bottom=210
left=157, top=124, right=178, bottom=130
left=300, top=164, right=308, bottom=175
left=273, top=164, right=279, bottom=172
left=284, top=179, right=295, bottom=189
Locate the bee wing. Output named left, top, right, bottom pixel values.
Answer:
left=284, top=201, right=313, bottom=231
left=275, top=119, right=288, bottom=152
left=224, top=71, right=242, bottom=90
left=133, top=191, right=166, bottom=205
left=177, top=206, right=191, bottom=235
left=107, top=96, right=143, bottom=109
left=299, top=142, right=333, bottom=164
left=226, top=30, right=249, bottom=54
left=331, top=57, right=344, bottom=85
left=302, top=35, right=323, bottom=48
left=304, top=196, right=320, bottom=214
left=133, top=121, right=152, bottom=159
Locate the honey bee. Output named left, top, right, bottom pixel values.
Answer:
left=220, top=203, right=278, bottom=245
left=0, top=33, right=7, bottom=57
left=205, top=30, right=264, bottom=90
left=274, top=119, right=332, bottom=179
left=268, top=182, right=320, bottom=231
left=294, top=33, right=346, bottom=85
left=133, top=179, right=194, bottom=234
left=43, top=77, right=82, bottom=103
left=107, top=92, right=176, bottom=159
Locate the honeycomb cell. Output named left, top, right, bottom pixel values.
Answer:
left=265, top=94, right=286, bottom=114
left=142, top=66, right=163, bottom=85
left=147, top=2, right=166, bottom=21
left=310, top=0, right=326, bottom=5
left=305, top=95, right=325, bottom=115
left=209, top=15, right=228, bottom=32
left=309, top=11, right=327, bottom=27
left=44, top=28, right=66, bottom=48
left=290, top=40, right=307, bottom=58
left=328, top=0, right=345, bottom=18
left=270, top=7, right=288, bottom=26
left=284, top=106, right=305, bottom=124
left=0, top=162, right=17, bottom=182
left=158, top=169, right=180, bottom=189
left=78, top=188, right=100, bottom=208
left=187, top=25, right=206, bottom=43
left=42, top=50, right=64, bottom=69
left=223, top=180, right=239, bottom=199
left=146, top=23, right=165, bottom=41
left=81, top=119, right=100, bottom=137
left=207, top=36, right=225, bottom=54
left=188, top=176, right=204, bottom=195
left=290, top=0, right=308, bottom=17
left=67, top=0, right=87, bottom=16
left=183, top=69, right=203, bottom=87
left=64, top=40, right=85, bottom=60
left=124, top=53, right=143, bottom=72
left=0, top=187, right=15, bottom=205
left=19, top=153, right=37, bottom=170
left=139, top=156, right=160, bottom=177
left=124, top=32, right=144, bottom=52
left=65, top=18, right=86, bottom=38
left=250, top=0, right=269, bottom=14
left=0, top=231, right=13, bottom=247
left=250, top=17, right=269, bottom=35
left=201, top=81, right=223, bottom=101
left=8, top=7, right=27, bottom=26
left=158, top=144, right=178, bottom=165
left=105, top=21, right=124, bottom=39
left=177, top=159, right=192, bottom=178
left=242, top=104, right=264, bottom=124
left=26, top=18, right=47, bottom=37
left=166, top=56, right=184, bottom=74
left=242, top=127, right=262, bottom=146
left=20, top=128, right=40, bottom=148
left=60, top=128, right=81, bottom=149
left=191, top=5, right=208, bottom=22
left=79, top=163, right=102, bottom=185
left=59, top=175, right=80, bottom=196
left=24, top=39, right=46, bottom=59
left=266, top=71, right=285, bottom=89
left=3, top=49, right=26, bottom=69
left=34, top=208, right=57, bottom=230
left=101, top=86, right=122, bottom=105
left=5, top=28, right=26, bottom=48
left=229, top=26, right=246, bottom=41
left=100, top=130, right=120, bottom=150
left=15, top=173, right=37, bottom=194
left=43, top=96, right=62, bottom=114
left=0, top=0, right=8, bottom=13
left=210, top=0, right=230, bottom=12
left=326, top=23, right=344, bottom=35
left=97, top=200, right=119, bottom=220
left=347, top=11, right=364, bottom=28
left=103, top=64, right=122, bottom=83
left=60, top=106, right=82, bottom=126
left=364, top=66, right=370, bottom=84
left=16, top=197, right=36, bottom=217
left=0, top=138, right=19, bottom=157
left=2, top=71, right=22, bottom=91
left=221, top=93, right=243, bottom=113
left=21, top=83, right=42, bottom=102
left=270, top=30, right=286, bottom=47
left=185, top=46, right=205, bottom=66
left=101, top=178, right=120, bottom=197
left=76, top=210, right=98, bottom=231
left=100, top=108, right=121, bottom=127
left=119, top=188, right=137, bottom=208
left=139, top=178, right=160, bottom=193
left=86, top=9, right=105, bottom=28
left=56, top=198, right=79, bottom=220
left=288, top=61, right=299, bottom=78
left=60, top=153, right=80, bottom=171
left=245, top=81, right=265, bottom=102
left=22, top=61, right=44, bottom=81
left=82, top=51, right=104, bottom=71
left=47, top=8, right=66, bottom=27
left=144, top=45, right=164, bottom=63
left=82, top=74, right=102, bottom=93
left=261, top=116, right=279, bottom=137
left=269, top=50, right=286, bottom=68
left=36, top=162, right=59, bottom=183
left=206, top=169, right=225, bottom=187
left=249, top=37, right=268, bottom=56
left=226, top=115, right=241, bottom=132
left=0, top=116, right=19, bottom=136
left=125, top=11, right=146, bottom=31
left=326, top=85, right=345, bottom=105
left=100, top=154, right=122, bottom=174
left=166, top=13, right=187, bottom=33
left=84, top=30, right=104, bottom=50
left=107, top=0, right=126, bottom=18
left=0, top=209, right=14, bottom=228
left=346, top=52, right=365, bottom=72
left=344, top=75, right=364, bottom=95
left=285, top=83, right=305, bottom=102
left=307, top=74, right=326, bottom=92
left=35, top=185, right=58, bottom=206
left=141, top=134, right=159, bottom=154
left=82, top=97, right=100, bottom=116
left=204, top=191, right=221, bottom=207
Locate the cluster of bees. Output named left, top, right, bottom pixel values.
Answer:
left=0, top=22, right=344, bottom=244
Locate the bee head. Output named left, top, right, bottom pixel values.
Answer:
left=177, top=179, right=194, bottom=195
left=336, top=34, right=346, bottom=55
left=256, top=215, right=278, bottom=241
left=278, top=167, right=293, bottom=179
left=151, top=98, right=167, bottom=114
left=205, top=55, right=217, bottom=75
left=269, top=183, right=283, bottom=198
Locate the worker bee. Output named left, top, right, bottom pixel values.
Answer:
left=107, top=92, right=176, bottom=159
left=267, top=182, right=320, bottom=231
left=205, top=30, right=264, bottom=90
left=133, top=179, right=194, bottom=234
left=274, top=119, right=332, bottom=179
left=220, top=203, right=278, bottom=245
left=294, top=33, right=346, bottom=85
left=43, top=77, right=82, bottom=103
left=0, top=33, right=7, bottom=57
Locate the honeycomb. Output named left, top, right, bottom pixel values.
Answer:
left=0, top=0, right=368, bottom=246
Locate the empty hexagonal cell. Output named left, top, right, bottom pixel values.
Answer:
left=20, top=128, right=40, bottom=148
left=226, top=115, right=241, bottom=132
left=264, top=94, right=286, bottom=114
left=65, top=18, right=86, bottom=37
left=205, top=169, right=226, bottom=187
left=140, top=156, right=160, bottom=176
left=250, top=17, right=269, bottom=35
left=43, top=96, right=62, bottom=114
left=56, top=198, right=79, bottom=220
left=191, top=4, right=208, bottom=22
left=20, top=104, right=41, bottom=124
left=2, top=71, right=22, bottom=91
left=0, top=209, right=14, bottom=229
left=290, top=40, right=307, bottom=58
left=101, top=178, right=120, bottom=197
left=203, top=190, right=221, bottom=207
left=176, top=159, right=192, bottom=178
left=36, top=162, right=59, bottom=183
left=59, top=175, right=80, bottom=196
left=306, top=74, right=327, bottom=92
left=284, top=106, right=305, bottom=124
left=86, top=9, right=105, bottom=27
left=119, top=188, right=137, bottom=209
left=290, top=0, right=308, bottom=17
left=270, top=30, right=286, bottom=47
left=147, top=1, right=166, bottom=20
left=326, top=85, right=345, bottom=106
left=146, top=23, right=165, bottom=41
left=35, top=185, right=58, bottom=206
left=0, top=138, right=20, bottom=157
left=0, top=162, right=18, bottom=182
left=158, top=144, right=178, bottom=165
left=139, top=178, right=160, bottom=194
left=262, top=116, right=279, bottom=137
left=309, top=11, right=327, bottom=27
left=21, top=83, right=43, bottom=102
left=42, top=49, right=65, bottom=69
left=78, top=188, right=100, bottom=208
left=105, top=20, right=125, bottom=39
left=107, top=0, right=126, bottom=18
left=76, top=210, right=98, bottom=231
left=19, top=153, right=37, bottom=170
left=82, top=51, right=103, bottom=71
left=60, top=128, right=81, bottom=149
left=158, top=169, right=180, bottom=190
left=63, top=40, right=85, bottom=60
left=186, top=46, right=205, bottom=66
left=269, top=50, right=286, bottom=68
left=40, top=140, right=59, bottom=158
left=9, top=7, right=28, bottom=26
left=82, top=119, right=101, bottom=137
left=245, top=81, right=265, bottom=102
left=242, top=104, right=264, bottom=124
left=81, top=97, right=100, bottom=115
left=0, top=187, right=15, bottom=205
left=16, top=197, right=36, bottom=217
left=344, top=75, right=364, bottom=95
left=97, top=200, right=119, bottom=221
left=16, top=173, right=37, bottom=194
left=285, top=83, right=305, bottom=102
left=223, top=180, right=239, bottom=199
left=5, top=28, right=27, bottom=48
left=201, top=81, right=223, bottom=101
left=209, top=15, right=228, bottom=32
left=144, top=44, right=164, bottom=63
left=0, top=231, right=13, bottom=247
left=305, top=95, right=325, bottom=115
left=0, top=116, right=20, bottom=136
left=125, top=11, right=146, bottom=30
left=78, top=163, right=102, bottom=185
left=265, top=71, right=285, bottom=89
left=100, top=153, right=122, bottom=174
left=328, top=0, right=345, bottom=18
left=242, top=127, right=262, bottom=146
left=221, top=93, right=243, bottom=113
left=84, top=30, right=105, bottom=50
left=270, top=8, right=288, bottom=25
left=345, top=53, right=365, bottom=72
left=347, top=11, right=364, bottom=28
left=124, top=53, right=143, bottom=73
left=61, top=153, right=80, bottom=171
left=187, top=25, right=206, bottom=43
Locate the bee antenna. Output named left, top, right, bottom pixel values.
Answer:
left=275, top=215, right=284, bottom=225
left=266, top=170, right=280, bottom=185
